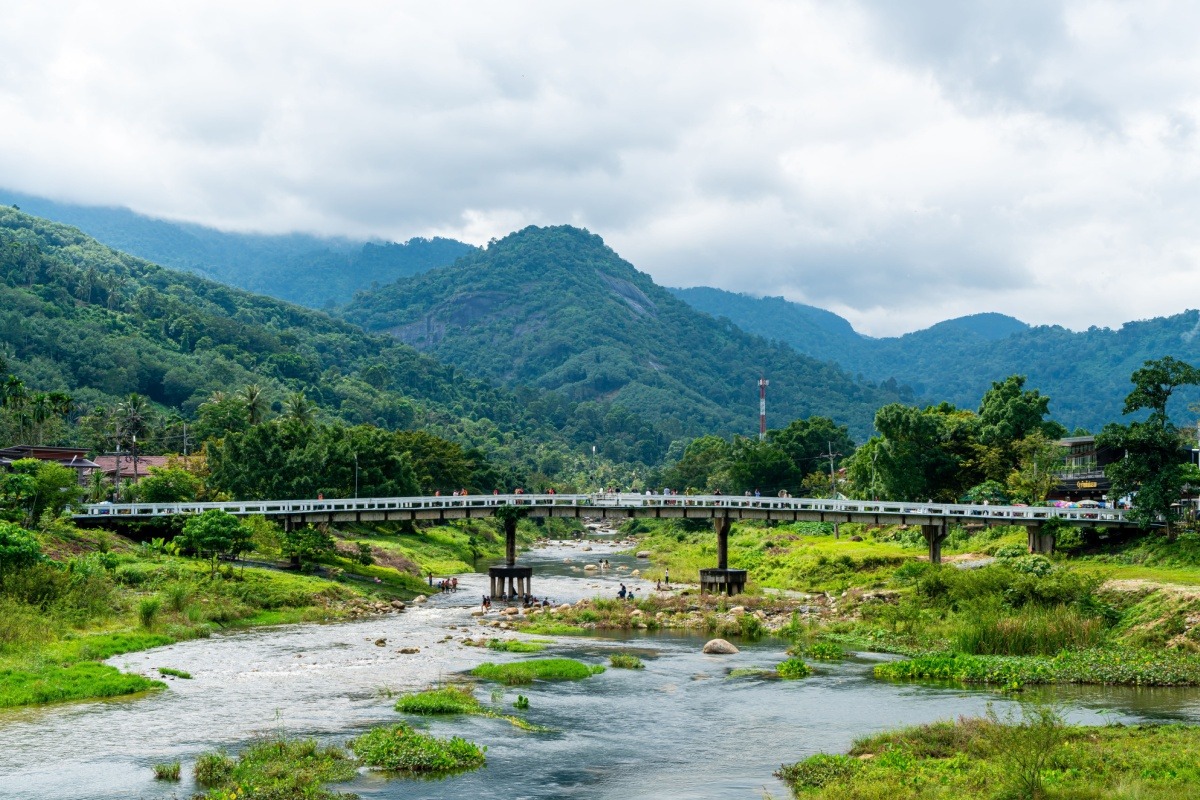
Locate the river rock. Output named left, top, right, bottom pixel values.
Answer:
left=582, top=546, right=592, bottom=551
left=397, top=647, right=420, bottom=654
left=557, top=604, right=573, bottom=612
left=501, top=606, right=520, bottom=616
left=412, top=595, right=427, bottom=604
left=584, top=564, right=598, bottom=571
left=374, top=638, right=387, bottom=647
left=729, top=606, right=745, bottom=616
left=391, top=600, right=406, bottom=610
left=636, top=551, right=651, bottom=558
left=470, top=609, right=485, bottom=616
left=702, top=638, right=740, bottom=655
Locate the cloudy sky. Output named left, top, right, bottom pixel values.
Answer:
left=2, top=1, right=1198, bottom=336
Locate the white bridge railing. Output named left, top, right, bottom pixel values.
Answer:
left=78, top=493, right=1126, bottom=525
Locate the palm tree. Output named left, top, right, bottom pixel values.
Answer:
left=240, top=384, right=268, bottom=425
left=282, top=391, right=316, bottom=426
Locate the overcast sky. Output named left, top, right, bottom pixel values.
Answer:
left=2, top=1, right=1198, bottom=336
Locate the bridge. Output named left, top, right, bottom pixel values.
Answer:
left=77, top=493, right=1132, bottom=596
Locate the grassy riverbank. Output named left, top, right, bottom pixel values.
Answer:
left=0, top=514, right=547, bottom=709
left=617, top=519, right=1200, bottom=688
left=777, top=716, right=1200, bottom=799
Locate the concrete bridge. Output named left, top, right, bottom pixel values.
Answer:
left=77, top=493, right=1132, bottom=596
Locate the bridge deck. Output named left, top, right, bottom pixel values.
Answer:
left=76, top=493, right=1130, bottom=528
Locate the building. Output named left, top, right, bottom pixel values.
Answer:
left=1051, top=435, right=1119, bottom=502
left=92, top=454, right=171, bottom=485
left=0, top=445, right=102, bottom=486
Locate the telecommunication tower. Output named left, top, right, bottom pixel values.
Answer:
left=758, top=377, right=769, bottom=440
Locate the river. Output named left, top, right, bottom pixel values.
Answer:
left=3, top=538, right=1200, bottom=800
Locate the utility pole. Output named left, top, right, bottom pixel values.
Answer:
left=354, top=452, right=359, bottom=499
left=183, top=421, right=189, bottom=457
left=822, top=442, right=842, bottom=499
left=758, top=377, right=769, bottom=441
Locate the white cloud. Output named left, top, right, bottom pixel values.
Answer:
left=1, top=1, right=1199, bottom=335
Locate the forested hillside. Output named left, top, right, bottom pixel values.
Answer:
left=674, top=287, right=1200, bottom=430
left=342, top=225, right=907, bottom=441
left=0, top=190, right=474, bottom=308
left=0, top=208, right=673, bottom=472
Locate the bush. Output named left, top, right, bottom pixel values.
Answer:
left=193, top=750, right=234, bottom=786
left=1010, top=554, right=1054, bottom=577
left=348, top=723, right=486, bottom=774
left=995, top=543, right=1027, bottom=559
left=776, top=753, right=858, bottom=790
left=805, top=641, right=845, bottom=661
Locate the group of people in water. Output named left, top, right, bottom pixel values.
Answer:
left=480, top=594, right=552, bottom=610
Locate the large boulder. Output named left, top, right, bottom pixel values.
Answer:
left=702, top=638, right=740, bottom=655
left=636, top=551, right=652, bottom=558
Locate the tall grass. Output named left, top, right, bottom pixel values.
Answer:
left=470, top=658, right=605, bottom=685
left=394, top=686, right=481, bottom=715
left=951, top=605, right=1107, bottom=656
left=348, top=723, right=486, bottom=774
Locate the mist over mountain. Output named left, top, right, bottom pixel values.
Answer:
left=0, top=189, right=474, bottom=308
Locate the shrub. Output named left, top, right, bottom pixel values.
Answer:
left=609, top=653, right=645, bottom=669
left=348, top=723, right=486, bottom=774
left=995, top=543, right=1027, bottom=559
left=1011, top=554, right=1054, bottom=577
left=805, top=641, right=845, bottom=661
left=193, top=750, right=234, bottom=786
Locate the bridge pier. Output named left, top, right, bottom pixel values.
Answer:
left=489, top=514, right=534, bottom=600
left=922, top=524, right=947, bottom=565
left=1027, top=524, right=1054, bottom=555
left=700, top=516, right=747, bottom=596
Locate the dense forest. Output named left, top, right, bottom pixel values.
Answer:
left=0, top=207, right=678, bottom=478
left=0, top=189, right=474, bottom=308
left=674, top=286, right=1200, bottom=431
left=342, top=225, right=908, bottom=442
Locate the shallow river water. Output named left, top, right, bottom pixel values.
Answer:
left=4, top=539, right=1200, bottom=800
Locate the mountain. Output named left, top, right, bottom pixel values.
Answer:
left=341, top=225, right=908, bottom=441
left=0, top=207, right=675, bottom=469
left=0, top=189, right=474, bottom=308
left=670, top=287, right=1200, bottom=430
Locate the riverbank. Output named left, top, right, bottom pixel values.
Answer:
left=0, top=514, right=546, bottom=708
left=610, top=519, right=1200, bottom=688
left=777, top=715, right=1200, bottom=799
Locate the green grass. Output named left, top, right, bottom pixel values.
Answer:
left=192, top=737, right=355, bottom=798
left=487, top=638, right=546, bottom=653
left=0, top=661, right=164, bottom=707
left=348, top=723, right=486, bottom=775
left=469, top=658, right=605, bottom=685
left=158, top=667, right=192, bottom=679
left=778, top=719, right=1200, bottom=800
left=609, top=653, right=645, bottom=669
left=394, top=686, right=482, bottom=715
left=151, top=761, right=181, bottom=781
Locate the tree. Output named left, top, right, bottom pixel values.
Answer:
left=2, top=459, right=80, bottom=526
left=179, top=509, right=250, bottom=577
left=282, top=525, right=335, bottom=569
left=1005, top=432, right=1065, bottom=505
left=240, top=384, right=269, bottom=426
left=768, top=416, right=855, bottom=488
left=135, top=467, right=202, bottom=503
left=0, top=521, right=41, bottom=578
left=1098, top=357, right=1200, bottom=539
left=662, top=435, right=732, bottom=492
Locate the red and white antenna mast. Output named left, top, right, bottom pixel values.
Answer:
left=758, top=377, right=769, bottom=440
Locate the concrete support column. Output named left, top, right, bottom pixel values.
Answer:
left=715, top=516, right=731, bottom=570
left=504, top=517, right=517, bottom=567
left=1027, top=525, right=1054, bottom=555
left=922, top=524, right=947, bottom=565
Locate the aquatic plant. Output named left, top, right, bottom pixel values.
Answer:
left=394, top=686, right=481, bottom=715
left=193, top=750, right=234, bottom=787
left=158, top=666, right=192, bottom=679
left=776, top=657, right=812, bottom=679
left=514, top=694, right=529, bottom=710
left=151, top=761, right=181, bottom=781
left=470, top=658, right=605, bottom=685
left=348, top=723, right=486, bottom=774
left=804, top=641, right=845, bottom=661
left=609, top=653, right=645, bottom=669
left=192, top=737, right=354, bottom=799
left=486, top=638, right=546, bottom=653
